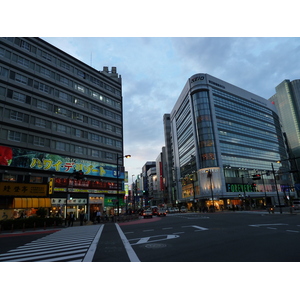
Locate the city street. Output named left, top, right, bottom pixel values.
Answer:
left=1, top=212, right=300, bottom=262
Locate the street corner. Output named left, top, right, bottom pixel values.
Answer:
left=118, top=216, right=162, bottom=226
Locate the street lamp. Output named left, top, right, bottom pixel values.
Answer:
left=116, top=154, right=131, bottom=217
left=132, top=174, right=135, bottom=211
left=206, top=169, right=214, bottom=212
left=271, top=163, right=282, bottom=214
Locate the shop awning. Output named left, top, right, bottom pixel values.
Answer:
left=14, top=198, right=51, bottom=208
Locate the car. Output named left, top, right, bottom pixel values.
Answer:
left=180, top=206, right=187, bottom=213
left=157, top=209, right=167, bottom=217
left=166, top=207, right=175, bottom=214
left=292, top=200, right=300, bottom=210
left=142, top=209, right=153, bottom=218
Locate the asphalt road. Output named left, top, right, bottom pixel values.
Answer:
left=1, top=212, right=300, bottom=262
left=118, top=212, right=300, bottom=262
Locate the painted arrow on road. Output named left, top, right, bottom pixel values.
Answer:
left=128, top=234, right=179, bottom=245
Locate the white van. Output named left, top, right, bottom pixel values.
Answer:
left=292, top=200, right=300, bottom=210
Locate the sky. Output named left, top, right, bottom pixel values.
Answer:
left=40, top=36, right=300, bottom=181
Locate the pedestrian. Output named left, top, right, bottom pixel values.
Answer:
left=68, top=212, right=75, bottom=226
left=79, top=211, right=85, bottom=226
left=96, top=210, right=102, bottom=223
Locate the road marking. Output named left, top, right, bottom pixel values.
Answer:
left=249, top=223, right=288, bottom=227
left=129, top=234, right=179, bottom=246
left=162, top=227, right=173, bottom=230
left=143, top=229, right=154, bottom=232
left=182, top=225, right=209, bottom=231
left=172, top=232, right=185, bottom=234
left=267, top=227, right=277, bottom=230
left=82, top=225, right=104, bottom=262
left=115, top=223, right=140, bottom=262
left=286, top=230, right=299, bottom=233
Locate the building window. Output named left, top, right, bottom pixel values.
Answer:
left=75, top=146, right=84, bottom=154
left=74, top=98, right=85, bottom=107
left=35, top=118, right=46, bottom=128
left=56, top=141, right=66, bottom=151
left=12, top=91, right=26, bottom=103
left=75, top=129, right=83, bottom=138
left=15, top=73, right=28, bottom=85
left=10, top=111, right=24, bottom=122
left=37, top=99, right=48, bottom=110
left=3, top=174, right=17, bottom=181
left=57, top=124, right=67, bottom=133
left=20, top=40, right=31, bottom=51
left=75, top=83, right=85, bottom=93
left=33, top=136, right=45, bottom=147
left=8, top=131, right=21, bottom=142
left=92, top=149, right=99, bottom=157
left=41, top=51, right=52, bottom=61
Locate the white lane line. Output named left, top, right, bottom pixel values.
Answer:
left=267, top=227, right=277, bottom=230
left=82, top=225, right=104, bottom=262
left=143, top=229, right=154, bottom=232
left=286, top=230, right=299, bottom=233
left=115, top=223, right=140, bottom=262
left=162, top=227, right=173, bottom=230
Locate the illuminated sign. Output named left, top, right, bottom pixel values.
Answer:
left=0, top=145, right=125, bottom=179
left=0, top=182, right=47, bottom=196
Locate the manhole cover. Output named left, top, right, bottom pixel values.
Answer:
left=144, top=243, right=167, bottom=249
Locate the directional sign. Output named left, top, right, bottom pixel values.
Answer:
left=129, top=234, right=179, bottom=245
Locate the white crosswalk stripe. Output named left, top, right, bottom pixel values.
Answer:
left=0, top=225, right=103, bottom=262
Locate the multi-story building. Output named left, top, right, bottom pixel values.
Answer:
left=166, top=73, right=294, bottom=210
left=269, top=79, right=300, bottom=193
left=0, top=37, right=127, bottom=220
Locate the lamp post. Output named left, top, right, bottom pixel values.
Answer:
left=132, top=174, right=135, bottom=211
left=116, top=154, right=131, bottom=217
left=206, top=169, right=214, bottom=212
left=271, top=163, right=282, bottom=214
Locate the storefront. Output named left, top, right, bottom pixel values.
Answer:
left=51, top=197, right=87, bottom=219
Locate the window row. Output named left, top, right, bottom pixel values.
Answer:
left=3, top=108, right=122, bottom=147
left=5, top=68, right=121, bottom=111
left=5, top=130, right=118, bottom=160
left=1, top=39, right=121, bottom=97
left=3, top=87, right=122, bottom=124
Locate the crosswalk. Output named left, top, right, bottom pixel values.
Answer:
left=0, top=225, right=103, bottom=262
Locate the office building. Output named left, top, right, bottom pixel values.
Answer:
left=0, top=37, right=126, bottom=220
left=167, top=73, right=294, bottom=210
left=269, top=79, right=300, bottom=191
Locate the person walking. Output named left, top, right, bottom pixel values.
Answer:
left=68, top=212, right=75, bottom=226
left=79, top=211, right=85, bottom=226
left=96, top=210, right=102, bottom=223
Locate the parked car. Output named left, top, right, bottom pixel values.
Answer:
left=142, top=209, right=153, bottom=218
left=180, top=206, right=187, bottom=213
left=292, top=200, right=300, bottom=210
left=157, top=209, right=167, bottom=217
left=166, top=207, right=175, bottom=214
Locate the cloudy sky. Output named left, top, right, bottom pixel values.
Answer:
left=41, top=36, right=300, bottom=179
left=6, top=1, right=300, bottom=182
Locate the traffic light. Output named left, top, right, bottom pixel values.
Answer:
left=252, top=174, right=261, bottom=180
left=74, top=170, right=84, bottom=180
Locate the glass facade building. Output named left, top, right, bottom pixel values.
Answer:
left=168, top=73, right=294, bottom=210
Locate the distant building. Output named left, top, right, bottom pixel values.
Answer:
left=0, top=37, right=125, bottom=220
left=165, top=73, right=293, bottom=210
left=269, top=79, right=300, bottom=193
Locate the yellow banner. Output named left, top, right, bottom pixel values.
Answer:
left=0, top=182, right=47, bottom=196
